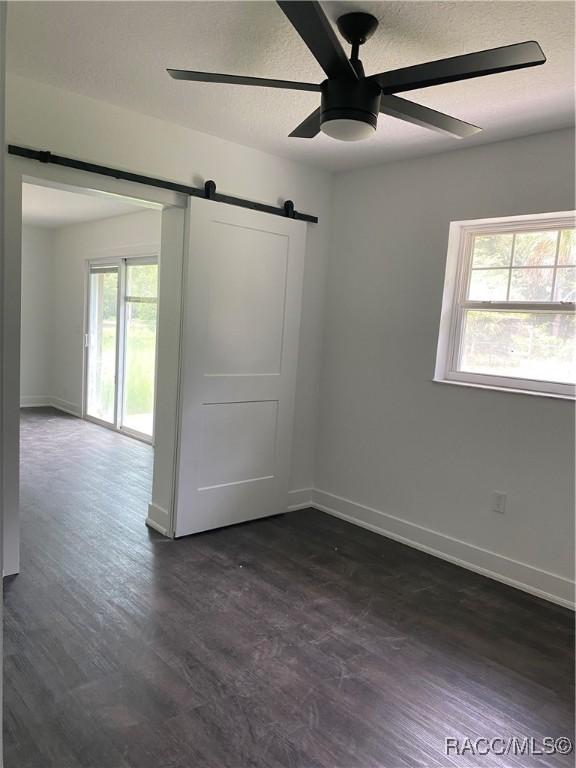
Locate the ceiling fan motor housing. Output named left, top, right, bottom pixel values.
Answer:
left=320, top=79, right=382, bottom=133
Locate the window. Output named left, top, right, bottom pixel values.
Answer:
left=435, top=212, right=576, bottom=399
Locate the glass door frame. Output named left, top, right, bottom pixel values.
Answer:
left=85, top=261, right=121, bottom=429
left=83, top=253, right=159, bottom=445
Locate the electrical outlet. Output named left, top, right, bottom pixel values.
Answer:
left=491, top=492, right=507, bottom=515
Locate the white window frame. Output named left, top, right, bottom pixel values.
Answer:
left=435, top=211, right=576, bottom=400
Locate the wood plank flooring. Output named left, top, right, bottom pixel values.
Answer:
left=4, top=407, right=574, bottom=767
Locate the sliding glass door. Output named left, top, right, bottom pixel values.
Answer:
left=86, top=257, right=158, bottom=441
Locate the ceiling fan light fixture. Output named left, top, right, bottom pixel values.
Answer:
left=319, top=78, right=381, bottom=142
left=320, top=116, right=376, bottom=141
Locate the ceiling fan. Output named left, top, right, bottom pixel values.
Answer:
left=168, top=1, right=546, bottom=142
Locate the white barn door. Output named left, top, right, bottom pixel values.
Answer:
left=174, top=198, right=307, bottom=537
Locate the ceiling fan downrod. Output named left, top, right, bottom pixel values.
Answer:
left=336, top=11, right=379, bottom=74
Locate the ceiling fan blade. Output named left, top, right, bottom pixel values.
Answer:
left=167, top=69, right=321, bottom=92
left=380, top=95, right=481, bottom=138
left=371, top=41, right=546, bottom=94
left=277, top=1, right=357, bottom=81
left=289, top=107, right=322, bottom=138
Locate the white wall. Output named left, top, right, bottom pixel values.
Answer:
left=1, top=0, right=7, bottom=752
left=51, top=208, right=161, bottom=414
left=20, top=225, right=53, bottom=404
left=315, top=128, right=575, bottom=607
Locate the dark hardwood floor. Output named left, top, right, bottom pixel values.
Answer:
left=4, top=407, right=574, bottom=767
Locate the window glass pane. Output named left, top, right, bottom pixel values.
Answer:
left=459, top=310, right=576, bottom=384
left=122, top=300, right=157, bottom=437
left=555, top=267, right=576, bottom=302
left=87, top=270, right=118, bottom=423
left=558, top=229, right=576, bottom=266
left=468, top=269, right=509, bottom=300
left=122, top=261, right=158, bottom=437
left=471, top=234, right=513, bottom=268
left=508, top=268, right=553, bottom=301
left=126, top=262, right=158, bottom=298
left=513, top=231, right=557, bottom=266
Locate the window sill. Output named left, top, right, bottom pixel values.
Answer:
left=432, top=377, right=576, bottom=401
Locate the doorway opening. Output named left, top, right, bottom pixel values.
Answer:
left=20, top=179, right=162, bottom=446
left=18, top=178, right=166, bottom=559
left=86, top=256, right=159, bottom=442
left=8, top=163, right=188, bottom=569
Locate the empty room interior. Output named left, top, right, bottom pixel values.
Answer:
left=21, top=182, right=162, bottom=439
left=1, top=1, right=575, bottom=767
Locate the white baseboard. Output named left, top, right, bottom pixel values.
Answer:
left=310, top=488, right=575, bottom=610
left=20, top=396, right=52, bottom=408
left=146, top=502, right=173, bottom=538
left=50, top=397, right=82, bottom=417
left=20, top=396, right=82, bottom=417
left=287, top=488, right=314, bottom=511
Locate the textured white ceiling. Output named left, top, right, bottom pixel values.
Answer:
left=22, top=183, right=148, bottom=228
left=7, top=1, right=575, bottom=172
